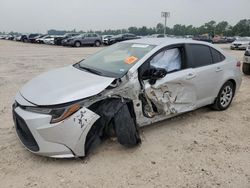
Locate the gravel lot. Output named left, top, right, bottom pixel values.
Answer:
left=0, top=40, right=249, bottom=188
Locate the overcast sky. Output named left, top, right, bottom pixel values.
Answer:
left=1, top=0, right=250, bottom=33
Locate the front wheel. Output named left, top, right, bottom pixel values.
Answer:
left=74, top=41, right=81, bottom=47
left=211, top=81, right=235, bottom=111
left=242, top=63, right=250, bottom=75
left=94, top=40, right=101, bottom=47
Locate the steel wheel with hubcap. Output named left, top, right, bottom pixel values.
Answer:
left=212, top=81, right=235, bottom=110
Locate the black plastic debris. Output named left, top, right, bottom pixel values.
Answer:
left=85, top=98, right=141, bottom=155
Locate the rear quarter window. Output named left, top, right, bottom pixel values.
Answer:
left=210, top=47, right=225, bottom=63
left=188, top=44, right=213, bottom=68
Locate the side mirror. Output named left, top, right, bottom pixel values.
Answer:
left=141, top=67, right=167, bottom=84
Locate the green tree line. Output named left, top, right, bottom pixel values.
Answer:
left=48, top=19, right=250, bottom=37
left=1, top=19, right=250, bottom=37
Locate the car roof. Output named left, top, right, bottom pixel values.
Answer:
left=122, top=37, right=212, bottom=47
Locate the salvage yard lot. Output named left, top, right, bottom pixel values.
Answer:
left=0, top=40, right=249, bottom=187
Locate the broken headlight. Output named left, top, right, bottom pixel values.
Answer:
left=25, top=103, right=81, bottom=124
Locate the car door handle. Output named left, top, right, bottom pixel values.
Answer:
left=216, top=67, right=223, bottom=72
left=186, top=73, right=196, bottom=80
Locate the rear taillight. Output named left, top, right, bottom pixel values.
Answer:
left=236, top=61, right=241, bottom=67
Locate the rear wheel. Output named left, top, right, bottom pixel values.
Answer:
left=242, top=63, right=250, bottom=75
left=211, top=81, right=235, bottom=111
left=94, top=40, right=101, bottom=47
left=74, top=41, right=81, bottom=47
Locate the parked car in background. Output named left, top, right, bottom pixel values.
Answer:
left=12, top=38, right=242, bottom=158
left=43, top=35, right=57, bottom=45
left=193, top=34, right=213, bottom=43
left=0, top=35, right=6, bottom=39
left=230, top=37, right=250, bottom=50
left=243, top=45, right=250, bottom=75
left=19, top=35, right=28, bottom=42
left=28, top=34, right=40, bottom=43
left=62, top=33, right=102, bottom=47
left=226, top=37, right=236, bottom=43
left=31, top=35, right=46, bottom=43
left=150, top=34, right=165, bottom=38
left=5, top=35, right=14, bottom=40
left=54, top=33, right=80, bottom=45
left=212, top=36, right=228, bottom=43
left=107, top=33, right=140, bottom=45
left=102, top=35, right=114, bottom=45
left=35, top=35, right=52, bottom=44
left=13, top=35, right=21, bottom=41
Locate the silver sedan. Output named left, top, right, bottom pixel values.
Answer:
left=12, top=38, right=242, bottom=158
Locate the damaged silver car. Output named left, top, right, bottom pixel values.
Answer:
left=12, top=38, right=242, bottom=158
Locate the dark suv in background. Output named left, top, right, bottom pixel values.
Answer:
left=54, top=33, right=79, bottom=45
left=62, top=33, right=102, bottom=47
left=107, top=33, right=140, bottom=45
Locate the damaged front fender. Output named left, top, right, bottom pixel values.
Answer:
left=37, top=107, right=100, bottom=157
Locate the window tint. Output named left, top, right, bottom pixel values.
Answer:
left=210, top=47, right=225, bottom=63
left=189, top=44, right=212, bottom=68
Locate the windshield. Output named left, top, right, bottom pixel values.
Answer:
left=77, top=43, right=155, bottom=78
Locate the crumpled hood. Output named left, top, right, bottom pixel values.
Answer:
left=20, top=65, right=115, bottom=106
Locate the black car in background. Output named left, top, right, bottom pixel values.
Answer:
left=19, top=35, right=28, bottom=42
left=54, top=33, right=79, bottom=45
left=107, top=33, right=140, bottom=45
left=31, top=34, right=47, bottom=43
left=28, top=34, right=40, bottom=43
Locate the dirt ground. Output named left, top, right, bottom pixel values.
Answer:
left=0, top=40, right=249, bottom=188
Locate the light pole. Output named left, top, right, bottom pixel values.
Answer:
left=161, top=12, right=170, bottom=36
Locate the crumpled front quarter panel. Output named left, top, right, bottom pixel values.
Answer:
left=37, top=107, right=100, bottom=156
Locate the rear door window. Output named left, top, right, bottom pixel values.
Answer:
left=188, top=44, right=213, bottom=68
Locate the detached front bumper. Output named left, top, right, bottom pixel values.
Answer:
left=12, top=95, right=100, bottom=158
